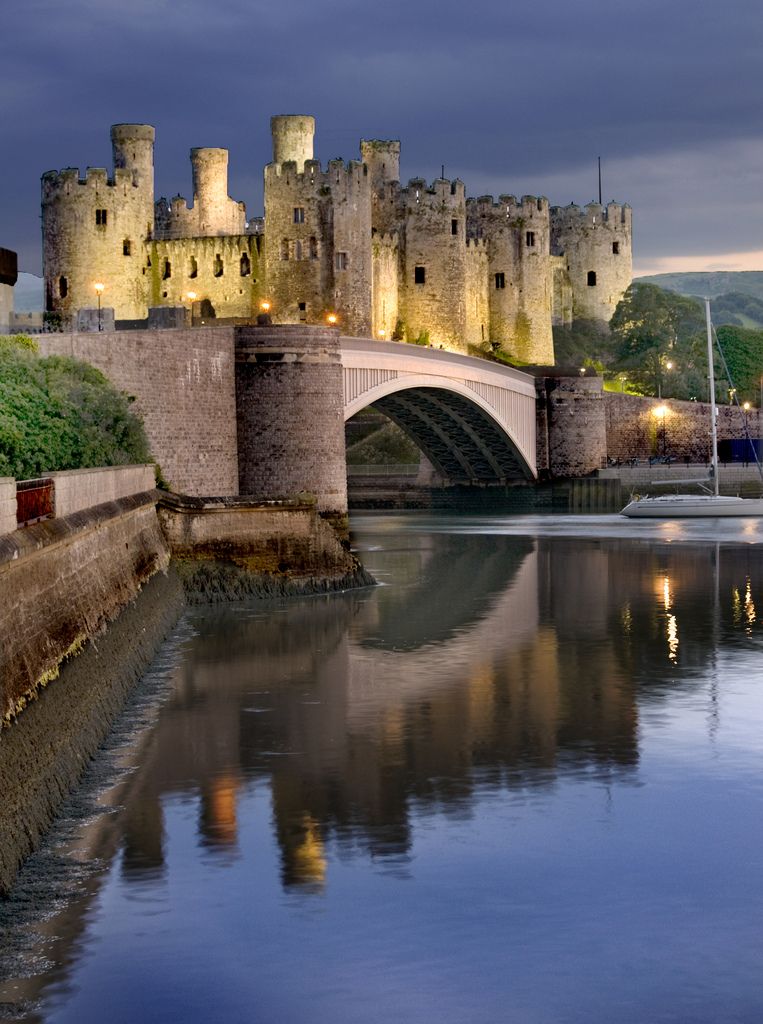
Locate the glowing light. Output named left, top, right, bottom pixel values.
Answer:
left=260, top=300, right=271, bottom=312
left=743, top=401, right=751, bottom=412
left=667, top=613, right=679, bottom=663
left=665, top=360, right=673, bottom=370
left=378, top=328, right=386, bottom=337
left=93, top=282, right=105, bottom=294
left=745, top=578, right=756, bottom=629
left=327, top=313, right=338, bottom=325
left=662, top=575, right=671, bottom=610
left=186, top=291, right=197, bottom=302
left=653, top=405, right=668, bottom=419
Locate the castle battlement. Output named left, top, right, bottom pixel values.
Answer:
left=467, top=195, right=548, bottom=219
left=550, top=201, right=632, bottom=228
left=42, top=166, right=141, bottom=196
left=265, top=158, right=369, bottom=193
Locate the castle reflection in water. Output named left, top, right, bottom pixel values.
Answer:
left=114, top=527, right=759, bottom=891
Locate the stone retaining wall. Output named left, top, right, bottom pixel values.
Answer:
left=0, top=491, right=170, bottom=724
left=50, top=464, right=156, bottom=517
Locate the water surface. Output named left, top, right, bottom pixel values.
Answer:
left=1, top=513, right=762, bottom=1023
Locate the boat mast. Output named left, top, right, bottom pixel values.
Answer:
left=705, top=297, right=720, bottom=497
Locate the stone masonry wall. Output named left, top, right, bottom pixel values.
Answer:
left=38, top=328, right=238, bottom=496
left=0, top=477, right=15, bottom=536
left=537, top=375, right=607, bottom=477
left=51, top=465, right=156, bottom=517
left=0, top=492, right=170, bottom=725
left=605, top=392, right=762, bottom=462
left=235, top=324, right=348, bottom=523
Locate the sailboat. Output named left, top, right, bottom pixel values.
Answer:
left=621, top=299, right=763, bottom=518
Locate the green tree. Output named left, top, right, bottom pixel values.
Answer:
left=713, top=325, right=763, bottom=406
left=609, top=283, right=706, bottom=397
left=0, top=335, right=151, bottom=479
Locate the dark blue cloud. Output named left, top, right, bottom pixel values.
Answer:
left=3, top=0, right=763, bottom=272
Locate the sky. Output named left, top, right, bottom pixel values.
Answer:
left=2, top=0, right=763, bottom=276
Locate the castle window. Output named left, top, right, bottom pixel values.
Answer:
left=295, top=240, right=303, bottom=261
left=59, top=275, right=68, bottom=299
left=587, top=270, right=597, bottom=286
left=451, top=219, right=458, bottom=236
left=495, top=272, right=505, bottom=290
left=310, top=237, right=318, bottom=260
left=612, top=242, right=620, bottom=255
left=95, top=209, right=107, bottom=226
left=162, top=259, right=171, bottom=280
left=240, top=253, right=251, bottom=277
left=281, top=239, right=289, bottom=261
left=214, top=254, right=224, bottom=277
left=293, top=207, right=305, bottom=224
left=414, top=265, right=426, bottom=285
left=526, top=231, right=535, bottom=247
left=336, top=251, right=348, bottom=271
left=189, top=256, right=198, bottom=278
left=298, top=301, right=307, bottom=322
left=123, top=239, right=132, bottom=256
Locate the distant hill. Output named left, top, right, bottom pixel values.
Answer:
left=14, top=273, right=44, bottom=313
left=635, top=271, right=763, bottom=301
left=635, top=272, right=763, bottom=329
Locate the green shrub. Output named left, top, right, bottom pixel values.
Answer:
left=0, top=335, right=151, bottom=479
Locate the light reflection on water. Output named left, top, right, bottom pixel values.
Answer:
left=1, top=513, right=763, bottom=1024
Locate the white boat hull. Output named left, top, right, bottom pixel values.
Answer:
left=621, top=494, right=763, bottom=518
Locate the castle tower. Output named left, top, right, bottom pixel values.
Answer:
left=263, top=118, right=372, bottom=336
left=271, top=116, right=315, bottom=167
left=398, top=178, right=478, bottom=351
left=466, top=194, right=554, bottom=364
left=42, top=124, right=155, bottom=322
left=190, top=148, right=246, bottom=236
left=360, top=140, right=400, bottom=192
left=550, top=202, right=632, bottom=324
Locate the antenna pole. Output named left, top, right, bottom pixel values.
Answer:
left=441, top=164, right=445, bottom=180
left=598, top=156, right=602, bottom=205
left=706, top=297, right=720, bottom=496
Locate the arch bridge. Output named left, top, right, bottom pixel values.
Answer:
left=340, top=339, right=537, bottom=482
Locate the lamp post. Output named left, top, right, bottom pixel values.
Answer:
left=653, top=404, right=668, bottom=457
left=185, top=291, right=197, bottom=327
left=94, top=282, right=105, bottom=331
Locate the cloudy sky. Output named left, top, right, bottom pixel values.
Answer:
left=2, top=0, right=763, bottom=275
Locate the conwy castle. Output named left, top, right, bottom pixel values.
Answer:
left=42, top=116, right=632, bottom=363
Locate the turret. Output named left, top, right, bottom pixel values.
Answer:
left=271, top=115, right=315, bottom=168
left=110, top=123, right=155, bottom=195
left=360, top=140, right=401, bottom=191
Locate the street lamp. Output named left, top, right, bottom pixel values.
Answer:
left=326, top=312, right=338, bottom=326
left=653, top=404, right=668, bottom=457
left=94, top=282, right=105, bottom=331
left=185, top=291, right=197, bottom=326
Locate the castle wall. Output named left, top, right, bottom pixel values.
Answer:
left=551, top=203, right=632, bottom=324
left=371, top=232, right=399, bottom=338
left=148, top=234, right=260, bottom=320
left=464, top=240, right=489, bottom=350
left=399, top=179, right=469, bottom=350
left=37, top=328, right=239, bottom=496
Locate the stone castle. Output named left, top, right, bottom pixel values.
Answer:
left=42, top=116, right=632, bottom=362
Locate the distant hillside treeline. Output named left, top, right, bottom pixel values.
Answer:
left=636, top=272, right=763, bottom=329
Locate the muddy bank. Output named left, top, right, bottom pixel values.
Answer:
left=0, top=570, right=185, bottom=896
left=174, top=557, right=376, bottom=604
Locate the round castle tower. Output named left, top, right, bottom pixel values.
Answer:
left=550, top=202, right=632, bottom=324
left=42, top=124, right=155, bottom=322
left=271, top=115, right=315, bottom=167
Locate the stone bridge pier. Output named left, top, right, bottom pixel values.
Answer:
left=235, top=325, right=349, bottom=532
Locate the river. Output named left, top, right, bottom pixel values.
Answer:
left=1, top=512, right=762, bottom=1023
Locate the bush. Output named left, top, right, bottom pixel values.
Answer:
left=0, top=335, right=151, bottom=479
